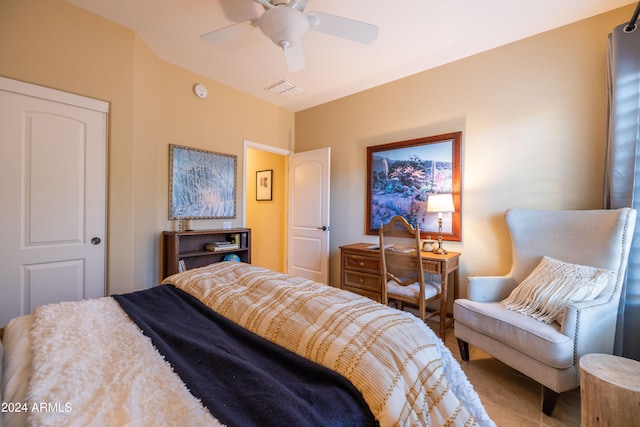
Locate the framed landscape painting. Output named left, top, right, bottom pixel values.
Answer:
left=366, top=132, right=462, bottom=241
left=169, top=144, right=237, bottom=219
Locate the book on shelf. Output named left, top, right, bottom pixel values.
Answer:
left=205, top=242, right=239, bottom=251
left=205, top=241, right=235, bottom=247
left=178, top=259, right=187, bottom=272
left=213, top=244, right=239, bottom=252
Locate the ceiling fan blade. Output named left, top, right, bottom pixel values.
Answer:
left=306, top=11, right=378, bottom=44
left=283, top=43, right=305, bottom=72
left=220, top=0, right=262, bottom=22
left=200, top=20, right=255, bottom=44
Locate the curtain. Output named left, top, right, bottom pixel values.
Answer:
left=604, top=16, right=640, bottom=360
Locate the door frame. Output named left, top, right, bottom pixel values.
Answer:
left=0, top=77, right=109, bottom=113
left=242, top=140, right=292, bottom=271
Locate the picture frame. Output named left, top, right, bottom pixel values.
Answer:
left=169, top=144, right=237, bottom=219
left=256, top=169, right=273, bottom=201
left=366, top=132, right=462, bottom=241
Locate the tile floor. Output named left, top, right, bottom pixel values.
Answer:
left=436, top=323, right=581, bottom=427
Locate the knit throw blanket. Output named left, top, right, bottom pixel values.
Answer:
left=164, top=262, right=492, bottom=427
left=113, top=285, right=378, bottom=427
left=27, top=297, right=221, bottom=427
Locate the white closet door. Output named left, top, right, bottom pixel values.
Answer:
left=0, top=77, right=108, bottom=327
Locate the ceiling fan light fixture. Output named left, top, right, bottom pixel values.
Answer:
left=257, top=6, right=310, bottom=48
left=202, top=0, right=377, bottom=73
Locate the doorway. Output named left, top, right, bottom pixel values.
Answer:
left=243, top=141, right=290, bottom=273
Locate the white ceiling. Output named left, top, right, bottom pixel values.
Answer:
left=65, top=0, right=636, bottom=112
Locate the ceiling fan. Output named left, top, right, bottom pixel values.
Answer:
left=201, top=0, right=378, bottom=72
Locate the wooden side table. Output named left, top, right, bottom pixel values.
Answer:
left=339, top=242, right=460, bottom=336
left=579, top=353, right=640, bottom=426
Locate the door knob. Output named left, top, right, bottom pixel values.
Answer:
left=91, top=237, right=101, bottom=245
left=317, top=226, right=329, bottom=231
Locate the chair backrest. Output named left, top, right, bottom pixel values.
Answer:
left=505, top=208, right=636, bottom=300
left=378, top=216, right=424, bottom=294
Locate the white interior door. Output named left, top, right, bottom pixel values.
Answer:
left=0, top=77, right=108, bottom=327
left=288, top=148, right=330, bottom=284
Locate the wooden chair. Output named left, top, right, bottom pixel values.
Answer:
left=378, top=215, right=447, bottom=338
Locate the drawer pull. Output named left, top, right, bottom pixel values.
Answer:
left=359, top=262, right=365, bottom=266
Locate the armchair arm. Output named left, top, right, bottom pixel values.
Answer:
left=560, top=297, right=619, bottom=357
left=467, top=276, right=517, bottom=302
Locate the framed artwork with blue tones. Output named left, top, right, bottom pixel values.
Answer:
left=366, top=132, right=462, bottom=241
left=169, top=144, right=237, bottom=219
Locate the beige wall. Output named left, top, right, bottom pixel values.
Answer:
left=0, top=0, right=294, bottom=292
left=1, top=0, right=634, bottom=296
left=295, top=5, right=636, bottom=291
left=246, top=148, right=288, bottom=272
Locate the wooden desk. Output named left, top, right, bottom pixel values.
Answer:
left=340, top=243, right=460, bottom=335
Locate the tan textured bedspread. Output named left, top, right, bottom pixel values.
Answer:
left=164, top=262, right=493, bottom=427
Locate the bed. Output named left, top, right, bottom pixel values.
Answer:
left=1, top=262, right=494, bottom=426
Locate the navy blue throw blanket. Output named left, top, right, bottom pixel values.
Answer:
left=113, top=285, right=378, bottom=427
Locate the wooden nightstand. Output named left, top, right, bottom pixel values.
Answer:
left=340, top=243, right=460, bottom=335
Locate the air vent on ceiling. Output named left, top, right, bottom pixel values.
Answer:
left=265, top=79, right=304, bottom=98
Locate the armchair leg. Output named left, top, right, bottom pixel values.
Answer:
left=457, top=338, right=470, bottom=361
left=542, top=387, right=559, bottom=416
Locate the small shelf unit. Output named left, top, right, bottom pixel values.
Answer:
left=162, top=228, right=251, bottom=279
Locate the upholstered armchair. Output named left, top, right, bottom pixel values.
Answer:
left=454, top=208, right=636, bottom=416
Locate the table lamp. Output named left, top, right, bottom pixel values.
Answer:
left=426, top=193, right=455, bottom=254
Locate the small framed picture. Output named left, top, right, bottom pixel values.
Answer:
left=256, top=169, right=273, bottom=201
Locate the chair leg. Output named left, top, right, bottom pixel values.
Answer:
left=457, top=338, right=470, bottom=361
left=542, top=387, right=559, bottom=416
left=439, top=297, right=447, bottom=340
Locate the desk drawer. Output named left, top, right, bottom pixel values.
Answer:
left=422, top=260, right=441, bottom=274
left=343, top=253, right=380, bottom=274
left=343, top=270, right=380, bottom=293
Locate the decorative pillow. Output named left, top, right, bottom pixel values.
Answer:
left=502, top=256, right=614, bottom=324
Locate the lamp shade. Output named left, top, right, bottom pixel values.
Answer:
left=426, top=193, right=455, bottom=213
